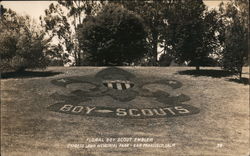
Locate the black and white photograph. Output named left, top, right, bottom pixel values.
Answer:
left=0, top=0, right=249, bottom=156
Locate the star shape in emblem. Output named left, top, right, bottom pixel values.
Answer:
left=57, top=79, right=67, bottom=83
left=168, top=81, right=177, bottom=84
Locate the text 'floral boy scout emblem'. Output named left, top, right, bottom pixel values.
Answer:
left=103, top=80, right=134, bottom=90
left=48, top=67, right=200, bottom=118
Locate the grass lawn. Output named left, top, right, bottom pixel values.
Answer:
left=1, top=66, right=249, bottom=156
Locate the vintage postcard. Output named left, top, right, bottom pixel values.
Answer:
left=1, top=1, right=249, bottom=156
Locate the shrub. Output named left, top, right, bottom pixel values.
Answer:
left=77, top=4, right=149, bottom=66
left=0, top=8, right=48, bottom=72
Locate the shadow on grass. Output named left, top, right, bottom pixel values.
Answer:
left=177, top=69, right=249, bottom=85
left=228, top=78, right=249, bottom=85
left=1, top=71, right=62, bottom=79
left=177, top=69, right=234, bottom=78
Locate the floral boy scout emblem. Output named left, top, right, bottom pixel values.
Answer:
left=48, top=67, right=200, bottom=118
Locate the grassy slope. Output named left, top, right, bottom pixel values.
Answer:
left=1, top=67, right=249, bottom=156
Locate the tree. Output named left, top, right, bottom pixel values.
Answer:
left=41, top=1, right=101, bottom=66
left=113, top=0, right=170, bottom=65
left=219, top=0, right=249, bottom=79
left=0, top=7, right=48, bottom=72
left=77, top=4, right=149, bottom=66
left=41, top=3, right=73, bottom=65
left=163, top=0, right=220, bottom=70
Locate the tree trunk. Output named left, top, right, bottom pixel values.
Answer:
left=152, top=43, right=158, bottom=65
left=239, top=67, right=242, bottom=79
left=74, top=51, right=78, bottom=66
left=77, top=51, right=81, bottom=66
left=152, top=32, right=158, bottom=66
left=73, top=15, right=79, bottom=66
left=196, top=66, right=200, bottom=71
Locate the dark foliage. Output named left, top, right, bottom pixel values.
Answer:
left=0, top=7, right=48, bottom=72
left=188, top=57, right=219, bottom=67
left=159, top=53, right=173, bottom=66
left=219, top=0, right=248, bottom=79
left=77, top=4, right=149, bottom=66
left=113, top=0, right=169, bottom=65
left=164, top=0, right=221, bottom=70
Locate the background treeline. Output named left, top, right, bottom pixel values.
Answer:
left=0, top=0, right=248, bottom=78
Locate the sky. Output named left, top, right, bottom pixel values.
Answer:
left=1, top=0, right=229, bottom=21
